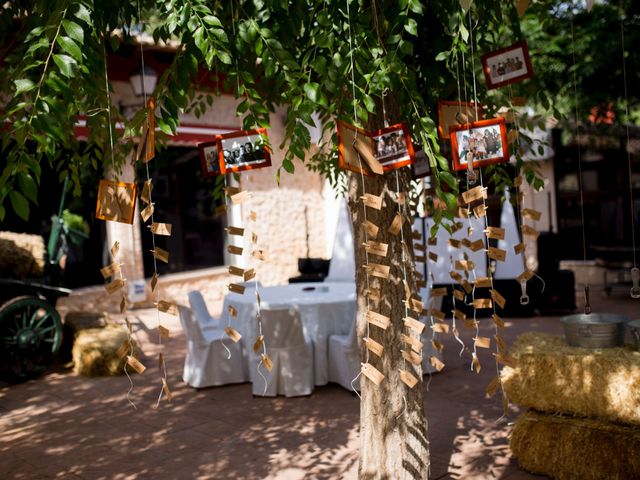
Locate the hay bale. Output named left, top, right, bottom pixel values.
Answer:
left=72, top=325, right=141, bottom=377
left=60, top=311, right=110, bottom=362
left=510, top=410, right=640, bottom=480
left=501, top=332, right=640, bottom=425
left=0, top=231, right=45, bottom=279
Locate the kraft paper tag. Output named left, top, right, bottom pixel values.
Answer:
left=158, top=325, right=170, bottom=339
left=405, top=298, right=423, bottom=314
left=364, top=240, right=388, bottom=257
left=474, top=277, right=492, bottom=288
left=411, top=230, right=422, bottom=240
left=429, top=356, right=445, bottom=372
left=463, top=318, right=478, bottom=330
left=120, top=295, right=127, bottom=313
left=414, top=255, right=426, bottom=263
left=127, top=355, right=146, bottom=374
left=159, top=352, right=166, bottom=373
left=514, top=175, right=523, bottom=187
left=388, top=213, right=403, bottom=236
left=455, top=260, right=475, bottom=271
left=485, top=226, right=505, bottom=240
left=226, top=226, right=245, bottom=236
left=401, top=333, right=423, bottom=353
left=491, top=289, right=506, bottom=309
left=366, top=310, right=390, bottom=330
left=228, top=283, right=246, bottom=295
left=354, top=136, right=383, bottom=174
left=251, top=232, right=258, bottom=244
left=403, top=279, right=411, bottom=301
left=144, top=98, right=155, bottom=162
left=150, top=222, right=172, bottom=236
left=486, top=376, right=501, bottom=398
left=249, top=210, right=258, bottom=221
left=227, top=245, right=243, bottom=256
left=450, top=271, right=463, bottom=283
left=453, top=289, right=465, bottom=301
left=427, top=236, right=437, bottom=246
left=228, top=305, right=238, bottom=317
left=472, top=353, right=481, bottom=374
left=404, top=316, right=426, bottom=334
left=416, top=279, right=426, bottom=289
left=225, top=186, right=241, bottom=196
left=100, top=262, right=121, bottom=279
left=451, top=222, right=463, bottom=234
left=399, top=369, right=419, bottom=389
left=161, top=377, right=173, bottom=402
left=110, top=241, right=120, bottom=258
left=521, top=224, right=539, bottom=238
left=157, top=300, right=178, bottom=316
left=414, top=243, right=426, bottom=252
left=469, top=239, right=485, bottom=252
left=462, top=279, right=474, bottom=294
left=229, top=266, right=245, bottom=277
left=431, top=339, right=444, bottom=353
left=430, top=309, right=445, bottom=321
left=517, top=270, right=534, bottom=283
left=140, top=180, right=153, bottom=205
left=428, top=251, right=438, bottom=262
left=151, top=247, right=169, bottom=263
left=462, top=186, right=487, bottom=204
left=150, top=272, right=158, bottom=292
left=363, top=220, right=379, bottom=238
left=231, top=190, right=252, bottom=205
left=448, top=238, right=461, bottom=249
left=363, top=337, right=384, bottom=357
left=224, top=326, right=242, bottom=343
left=432, top=322, right=449, bottom=334
left=252, top=249, right=266, bottom=261
left=453, top=308, right=466, bottom=321
left=140, top=203, right=154, bottom=223
left=105, top=278, right=125, bottom=294
left=492, top=313, right=505, bottom=328
left=458, top=207, right=469, bottom=218
left=260, top=353, right=273, bottom=372
left=494, top=352, right=517, bottom=369
left=116, top=340, right=131, bottom=358
left=402, top=349, right=423, bottom=366
left=495, top=334, right=508, bottom=354
left=125, top=317, right=133, bottom=333
left=364, top=287, right=381, bottom=303
left=522, top=208, right=542, bottom=221
left=488, top=247, right=506, bottom=262
left=363, top=263, right=390, bottom=279
left=361, top=363, right=384, bottom=386
left=361, top=193, right=383, bottom=210
left=396, top=192, right=407, bottom=205
left=475, top=336, right=491, bottom=349
left=253, top=335, right=264, bottom=353
left=473, top=204, right=488, bottom=218
left=514, top=242, right=525, bottom=254
left=244, top=268, right=256, bottom=282
left=215, top=204, right=227, bottom=216
left=471, top=296, right=492, bottom=309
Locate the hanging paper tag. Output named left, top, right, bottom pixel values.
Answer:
left=354, top=136, right=384, bottom=174
left=516, top=270, right=534, bottom=283
left=474, top=277, right=492, bottom=288
left=228, top=283, right=246, bottom=295
left=140, top=203, right=154, bottom=223
left=414, top=243, right=426, bottom=252
left=151, top=247, right=169, bottom=263
left=364, top=240, right=389, bottom=257
left=150, top=222, right=172, bottom=236
left=364, top=287, right=381, bottom=302
left=224, top=326, right=242, bottom=343
left=150, top=272, right=159, bottom=292
left=472, top=298, right=493, bottom=309
left=226, top=226, right=245, bottom=236
left=229, top=266, right=245, bottom=277
left=252, top=249, right=266, bottom=261
left=252, top=335, right=264, bottom=353
left=215, top=204, right=227, bottom=216
left=158, top=325, right=170, bottom=339
left=427, top=236, right=437, bottom=246
left=363, top=220, right=379, bottom=238
left=462, top=186, right=487, bottom=204
left=430, top=309, right=445, bottom=321
left=140, top=180, right=153, bottom=205
left=458, top=207, right=469, bottom=218
left=251, top=232, right=258, bottom=244
left=450, top=271, right=463, bottom=283
left=453, top=289, right=465, bottom=301
left=404, top=316, right=426, bottom=334
left=403, top=279, right=411, bottom=300
left=494, top=352, right=517, bottom=369
left=492, top=313, right=505, bottom=328
left=361, top=193, right=383, bottom=210
left=120, top=295, right=127, bottom=313
left=366, top=310, right=391, bottom=330
left=249, top=210, right=257, bottom=221
left=361, top=363, right=385, bottom=385
left=463, top=318, right=478, bottom=330
left=474, top=336, right=491, bottom=349
left=125, top=317, right=133, bottom=333
left=402, top=333, right=423, bottom=353
left=428, top=251, right=438, bottom=262
left=491, top=289, right=506, bottom=309
left=431, top=339, right=444, bottom=352
left=400, top=370, right=418, bottom=388
left=227, top=245, right=243, bottom=256
left=402, top=349, right=422, bottom=366
left=453, top=308, right=466, bottom=321
left=522, top=208, right=542, bottom=221
left=514, top=242, right=525, bottom=254
left=488, top=247, right=506, bottom=262
left=144, top=98, right=156, bottom=163
left=521, top=225, right=539, bottom=239
left=116, top=340, right=131, bottom=358
left=414, top=255, right=426, bottom=263
left=388, top=213, right=403, bottom=236
left=157, top=300, right=178, bottom=316
left=448, top=238, right=461, bottom=249
left=225, top=186, right=241, bottom=196
left=455, top=260, right=475, bottom=271
left=100, top=262, right=121, bottom=279
left=110, top=241, right=120, bottom=258
left=473, top=204, right=487, bottom=218
left=407, top=297, right=424, bottom=314
left=416, top=279, right=427, bottom=289
left=244, top=268, right=256, bottom=282
left=363, top=263, right=390, bottom=279
left=472, top=352, right=481, bottom=374
left=485, top=227, right=505, bottom=240
left=261, top=353, right=273, bottom=372
left=469, top=239, right=485, bottom=252
left=228, top=305, right=238, bottom=318
left=486, top=376, right=501, bottom=398
left=432, top=322, right=449, bottom=334
left=105, top=278, right=125, bottom=294
left=495, top=334, right=508, bottom=353
left=127, top=355, right=146, bottom=374
left=231, top=191, right=252, bottom=205
left=363, top=337, right=384, bottom=357
left=161, top=377, right=173, bottom=402
left=429, top=356, right=445, bottom=372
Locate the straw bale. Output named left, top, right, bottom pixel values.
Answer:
left=501, top=333, right=640, bottom=425
left=60, top=311, right=110, bottom=361
left=72, top=325, right=140, bottom=377
left=510, top=410, right=640, bottom=480
left=0, top=231, right=45, bottom=279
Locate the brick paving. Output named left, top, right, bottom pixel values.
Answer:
left=1, top=287, right=637, bottom=479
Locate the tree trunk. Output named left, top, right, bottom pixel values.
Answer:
left=349, top=167, right=430, bottom=479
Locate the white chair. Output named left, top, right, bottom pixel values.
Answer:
left=248, top=308, right=314, bottom=397
left=187, top=291, right=219, bottom=332
left=178, top=305, right=248, bottom=388
left=328, top=316, right=360, bottom=391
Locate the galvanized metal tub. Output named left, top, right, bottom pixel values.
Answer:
left=628, top=320, right=640, bottom=351
left=561, top=314, right=628, bottom=348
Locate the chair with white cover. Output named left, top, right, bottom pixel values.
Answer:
left=178, top=305, right=248, bottom=388
left=187, top=291, right=219, bottom=332
left=249, top=308, right=314, bottom=397
left=327, top=316, right=360, bottom=391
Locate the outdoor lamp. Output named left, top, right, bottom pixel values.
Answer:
left=129, top=65, right=157, bottom=97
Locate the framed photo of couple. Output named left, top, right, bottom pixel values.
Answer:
left=198, top=128, right=272, bottom=176
left=450, top=118, right=509, bottom=171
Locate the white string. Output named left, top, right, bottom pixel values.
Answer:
left=468, top=9, right=479, bottom=123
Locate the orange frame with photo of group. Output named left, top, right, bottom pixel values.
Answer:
left=449, top=118, right=509, bottom=171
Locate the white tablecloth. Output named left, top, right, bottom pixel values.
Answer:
left=220, top=282, right=356, bottom=385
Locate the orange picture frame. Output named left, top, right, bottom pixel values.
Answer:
left=337, top=120, right=374, bottom=175
left=198, top=140, right=221, bottom=177
left=216, top=128, right=271, bottom=174
left=371, top=123, right=415, bottom=172
left=481, top=41, right=534, bottom=90
left=450, top=118, right=509, bottom=171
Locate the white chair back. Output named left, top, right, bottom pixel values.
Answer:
left=178, top=306, right=205, bottom=344
left=188, top=291, right=215, bottom=326
left=326, top=198, right=355, bottom=282
left=260, top=308, right=305, bottom=349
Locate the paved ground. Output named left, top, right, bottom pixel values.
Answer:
left=1, top=286, right=637, bottom=479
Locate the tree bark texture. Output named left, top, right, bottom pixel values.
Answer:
left=350, top=168, right=430, bottom=480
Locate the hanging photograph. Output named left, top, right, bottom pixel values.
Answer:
left=411, top=149, right=431, bottom=179
left=371, top=123, right=415, bottom=171
left=198, top=140, right=221, bottom=177
left=481, top=41, right=534, bottom=90
left=450, top=118, right=509, bottom=171
left=337, top=120, right=376, bottom=175
left=95, top=179, right=138, bottom=225
left=437, top=100, right=483, bottom=139
left=217, top=128, right=272, bottom=174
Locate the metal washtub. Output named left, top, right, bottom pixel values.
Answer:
left=561, top=313, right=628, bottom=348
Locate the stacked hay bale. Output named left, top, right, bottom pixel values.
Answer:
left=72, top=324, right=141, bottom=377
left=0, top=231, right=45, bottom=279
left=502, top=333, right=640, bottom=480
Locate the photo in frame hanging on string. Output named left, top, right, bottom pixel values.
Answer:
left=450, top=118, right=509, bottom=171
left=217, top=128, right=271, bottom=174
left=95, top=179, right=138, bottom=224
left=337, top=120, right=375, bottom=175
left=481, top=41, right=534, bottom=90
left=370, top=123, right=415, bottom=171
left=411, top=149, right=431, bottom=179
left=198, top=141, right=222, bottom=177
left=437, top=100, right=483, bottom=139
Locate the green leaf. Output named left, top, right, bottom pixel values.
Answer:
left=74, top=4, right=91, bottom=24
left=459, top=23, right=469, bottom=43
left=303, top=82, right=320, bottom=103
left=404, top=18, right=417, bottom=36
left=62, top=19, right=84, bottom=44
left=282, top=157, right=295, bottom=173
left=14, top=79, right=35, bottom=95
left=56, top=36, right=82, bottom=62
left=203, top=15, right=222, bottom=27
left=363, top=94, right=375, bottom=113
left=17, top=173, right=38, bottom=204
left=193, top=27, right=206, bottom=54
left=53, top=54, right=76, bottom=77
left=217, top=51, right=232, bottom=64
left=9, top=190, right=29, bottom=221
left=408, top=0, right=424, bottom=14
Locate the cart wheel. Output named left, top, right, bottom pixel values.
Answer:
left=0, top=296, right=63, bottom=381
